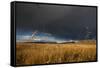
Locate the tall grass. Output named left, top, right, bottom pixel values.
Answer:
left=16, top=40, right=96, bottom=65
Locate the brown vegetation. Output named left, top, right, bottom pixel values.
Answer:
left=16, top=40, right=96, bottom=65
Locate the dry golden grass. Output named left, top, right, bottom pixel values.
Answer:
left=16, top=40, right=96, bottom=65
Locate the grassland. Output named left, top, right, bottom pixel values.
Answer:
left=16, top=40, right=96, bottom=65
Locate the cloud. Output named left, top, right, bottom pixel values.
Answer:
left=16, top=31, right=77, bottom=43
left=16, top=3, right=96, bottom=40
left=16, top=35, right=32, bottom=42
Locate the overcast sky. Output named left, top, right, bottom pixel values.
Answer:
left=16, top=2, right=97, bottom=40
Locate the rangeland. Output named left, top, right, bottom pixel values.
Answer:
left=16, top=40, right=96, bottom=65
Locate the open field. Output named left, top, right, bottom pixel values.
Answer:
left=16, top=40, right=96, bottom=65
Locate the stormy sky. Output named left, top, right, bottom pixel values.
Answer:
left=16, top=2, right=97, bottom=40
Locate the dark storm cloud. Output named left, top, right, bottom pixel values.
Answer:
left=16, top=3, right=97, bottom=39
